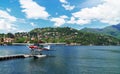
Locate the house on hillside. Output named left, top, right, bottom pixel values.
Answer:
left=4, top=38, right=14, bottom=43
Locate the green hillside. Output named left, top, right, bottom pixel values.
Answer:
left=29, top=27, right=120, bottom=45
left=1, top=27, right=120, bottom=45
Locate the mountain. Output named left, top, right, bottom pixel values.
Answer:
left=81, top=24, right=120, bottom=39
left=29, top=27, right=120, bottom=45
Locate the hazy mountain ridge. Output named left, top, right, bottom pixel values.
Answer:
left=81, top=24, right=120, bottom=38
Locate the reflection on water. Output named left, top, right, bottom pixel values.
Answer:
left=0, top=46, right=120, bottom=74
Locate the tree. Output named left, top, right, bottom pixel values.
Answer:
left=7, top=33, right=15, bottom=38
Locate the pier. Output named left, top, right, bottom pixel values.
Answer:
left=0, top=54, right=31, bottom=61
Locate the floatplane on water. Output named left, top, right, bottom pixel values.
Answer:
left=28, top=43, right=51, bottom=58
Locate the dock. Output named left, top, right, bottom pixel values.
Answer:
left=0, top=54, right=31, bottom=61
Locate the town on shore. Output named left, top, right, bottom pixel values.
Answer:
left=0, top=27, right=120, bottom=46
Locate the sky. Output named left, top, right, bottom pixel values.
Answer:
left=0, top=0, right=120, bottom=33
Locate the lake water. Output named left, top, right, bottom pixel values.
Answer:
left=0, top=45, right=120, bottom=74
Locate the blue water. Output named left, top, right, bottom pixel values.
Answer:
left=0, top=45, right=120, bottom=74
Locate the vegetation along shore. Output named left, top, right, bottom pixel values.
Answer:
left=0, top=27, right=120, bottom=46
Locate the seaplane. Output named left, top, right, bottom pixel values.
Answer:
left=28, top=43, right=50, bottom=58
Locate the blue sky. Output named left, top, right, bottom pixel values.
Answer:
left=0, top=0, right=120, bottom=33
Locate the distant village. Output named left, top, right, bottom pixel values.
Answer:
left=0, top=32, right=41, bottom=45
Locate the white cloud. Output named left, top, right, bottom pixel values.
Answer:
left=72, top=0, right=120, bottom=25
left=6, top=8, right=11, bottom=12
left=19, top=0, right=50, bottom=20
left=60, top=15, right=68, bottom=19
left=0, top=10, right=16, bottom=22
left=67, top=17, right=76, bottom=24
left=80, top=0, right=104, bottom=8
left=76, top=19, right=90, bottom=25
left=59, top=0, right=75, bottom=11
left=0, top=19, right=16, bottom=31
left=50, top=15, right=68, bottom=27
left=50, top=18, right=65, bottom=27
left=0, top=10, right=17, bottom=32
left=30, top=22, right=36, bottom=27
left=60, top=0, right=68, bottom=4
left=55, top=12, right=58, bottom=15
left=62, top=4, right=75, bottom=11
left=67, top=17, right=90, bottom=25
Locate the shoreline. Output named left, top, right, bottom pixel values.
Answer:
left=0, top=43, right=120, bottom=46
